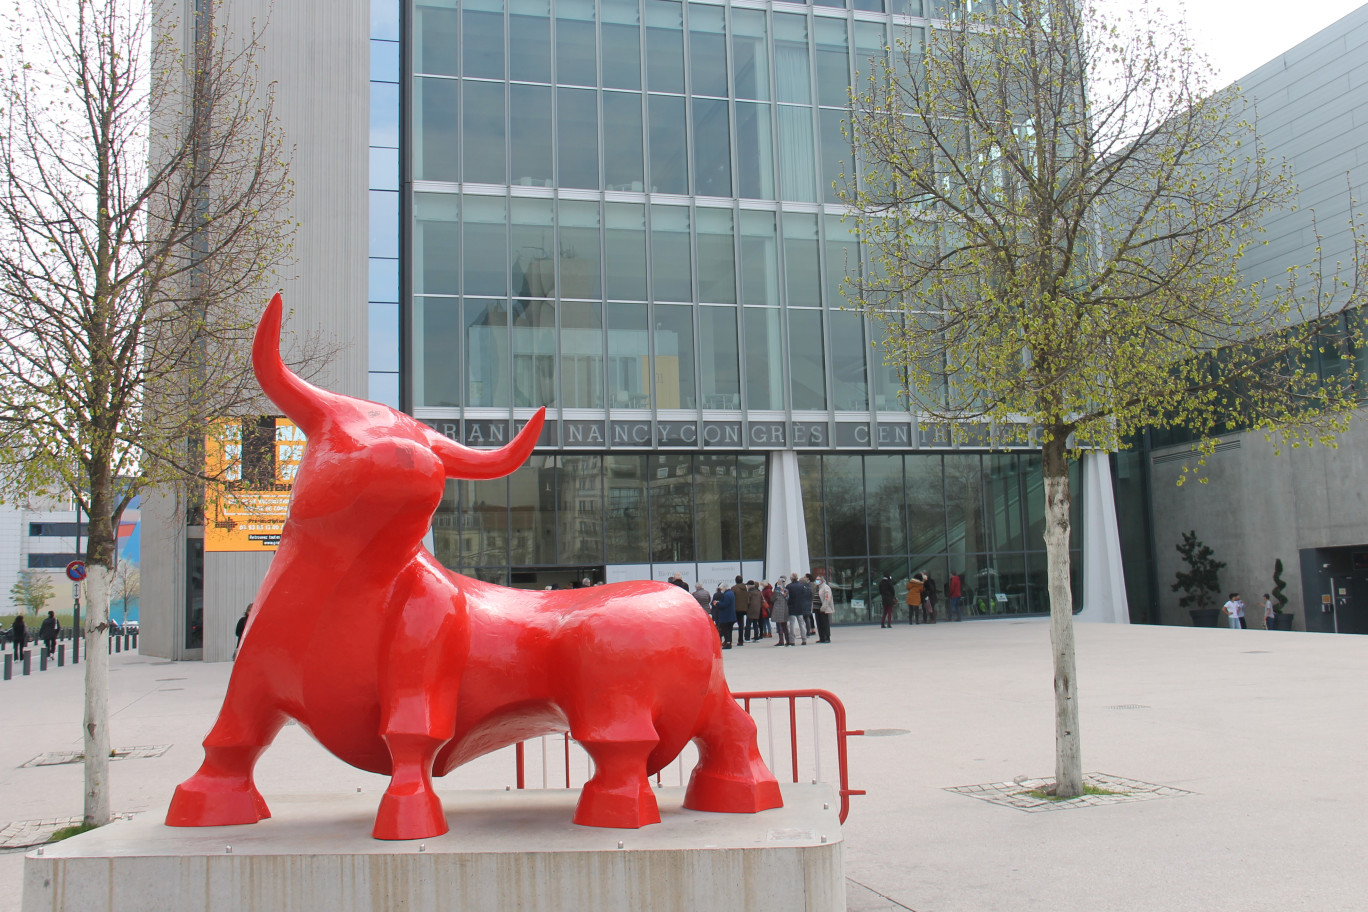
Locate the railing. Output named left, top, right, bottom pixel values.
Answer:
left=513, top=688, right=866, bottom=823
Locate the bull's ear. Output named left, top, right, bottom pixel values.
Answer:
left=425, top=408, right=545, bottom=480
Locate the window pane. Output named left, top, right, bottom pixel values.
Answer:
left=416, top=297, right=460, bottom=407
left=819, top=108, right=851, bottom=204
left=512, top=300, right=556, bottom=407
left=906, top=454, right=947, bottom=554
left=773, top=13, right=811, bottom=105
left=654, top=302, right=696, bottom=408
left=743, top=307, right=784, bottom=410
left=854, top=0, right=886, bottom=11
left=695, top=453, right=738, bottom=562
left=509, top=456, right=557, bottom=564
left=699, top=306, right=740, bottom=408
left=815, top=0, right=846, bottom=9
left=561, top=300, right=604, bottom=408
left=559, top=199, right=602, bottom=299
left=789, top=309, right=827, bottom=410
left=695, top=207, right=736, bottom=304
left=691, top=97, right=732, bottom=198
left=739, top=454, right=767, bottom=560
left=558, top=455, right=605, bottom=563
left=463, top=8, right=505, bottom=80
left=688, top=4, right=728, bottom=97
left=651, top=204, right=692, bottom=302
left=739, top=210, right=778, bottom=306
left=824, top=455, right=865, bottom=557
left=556, top=0, right=598, bottom=86
left=415, top=78, right=460, bottom=181
left=371, top=83, right=400, bottom=148
left=865, top=454, right=905, bottom=555
left=824, top=213, right=858, bottom=306
left=603, top=92, right=645, bottom=190
left=510, top=84, right=554, bottom=186
left=890, top=0, right=924, bottom=14
left=648, top=94, right=688, bottom=194
left=510, top=0, right=552, bottom=82
left=645, top=0, right=685, bottom=93
left=814, top=18, right=850, bottom=108
left=463, top=81, right=507, bottom=184
left=735, top=102, right=774, bottom=199
left=607, top=301, right=651, bottom=407
left=605, top=455, right=650, bottom=562
left=452, top=476, right=510, bottom=568
left=797, top=453, right=824, bottom=559
left=463, top=195, right=508, bottom=295
left=465, top=298, right=510, bottom=407
left=415, top=5, right=459, bottom=76
left=651, top=453, right=695, bottom=561
left=869, top=316, right=905, bottom=410
left=558, top=87, right=600, bottom=189
left=776, top=106, right=817, bottom=202
left=602, top=0, right=642, bottom=89
left=783, top=212, right=821, bottom=307
left=414, top=193, right=460, bottom=294
left=944, top=454, right=987, bottom=554
left=510, top=196, right=554, bottom=299
left=605, top=202, right=648, bottom=300
left=369, top=300, right=399, bottom=372
left=731, top=10, right=770, bottom=101
left=1022, top=452, right=1045, bottom=550
left=853, top=20, right=888, bottom=80
left=830, top=311, right=868, bottom=410
left=370, top=189, right=399, bottom=258
left=986, top=453, right=1025, bottom=552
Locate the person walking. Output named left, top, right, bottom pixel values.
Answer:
left=878, top=573, right=897, bottom=628
left=947, top=572, right=964, bottom=621
left=233, top=603, right=252, bottom=659
left=712, top=585, right=737, bottom=648
left=1222, top=593, right=1243, bottom=630
left=770, top=579, right=791, bottom=646
left=9, top=615, right=27, bottom=659
left=39, top=610, right=59, bottom=654
left=786, top=573, right=810, bottom=645
left=923, top=573, right=938, bottom=624
left=814, top=576, right=834, bottom=643
left=1262, top=593, right=1275, bottom=630
left=906, top=573, right=924, bottom=625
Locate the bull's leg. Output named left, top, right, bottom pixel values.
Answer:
left=683, top=689, right=784, bottom=814
left=570, top=710, right=661, bottom=829
left=372, top=563, right=469, bottom=840
left=167, top=673, right=286, bottom=827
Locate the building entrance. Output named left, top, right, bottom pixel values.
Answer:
left=1301, top=547, right=1368, bottom=634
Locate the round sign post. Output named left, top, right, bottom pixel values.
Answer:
left=66, top=560, right=88, bottom=583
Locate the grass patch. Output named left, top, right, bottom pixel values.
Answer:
left=48, top=822, right=99, bottom=843
left=1019, top=783, right=1125, bottom=802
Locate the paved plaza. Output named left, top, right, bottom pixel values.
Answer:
left=1, top=619, right=1363, bottom=911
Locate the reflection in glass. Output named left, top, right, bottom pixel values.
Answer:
left=463, top=81, right=506, bottom=184
left=651, top=205, right=692, bottom=302
left=511, top=299, right=556, bottom=407
left=558, top=455, right=605, bottom=563
left=451, top=476, right=511, bottom=569
left=824, top=455, right=866, bottom=557
left=906, top=455, right=948, bottom=554
left=416, top=297, right=460, bottom=407
left=735, top=102, right=774, bottom=199
left=689, top=5, right=728, bottom=97
left=698, top=306, right=740, bottom=409
left=824, top=214, right=859, bottom=306
left=740, top=211, right=778, bottom=306
left=820, top=108, right=852, bottom=204
left=695, top=207, right=736, bottom=304
left=865, top=455, right=905, bottom=555
left=556, top=0, right=598, bottom=87
left=509, top=457, right=557, bottom=564
left=414, top=193, right=460, bottom=294
left=415, top=78, right=460, bottom=181
left=650, top=453, right=695, bottom=562
left=645, top=0, right=685, bottom=93
left=605, top=203, right=648, bottom=300
left=465, top=298, right=509, bottom=407
left=603, top=92, right=645, bottom=190
left=869, top=317, right=905, bottom=411
left=830, top=311, right=868, bottom=410
left=692, top=98, right=732, bottom=198
left=814, top=17, right=850, bottom=107
left=559, top=200, right=602, bottom=299
left=602, top=0, right=642, bottom=89
left=986, top=454, right=1024, bottom=552
left=744, top=308, right=783, bottom=410
left=463, top=195, right=508, bottom=295
left=694, top=453, right=738, bottom=562
left=561, top=301, right=604, bottom=408
left=789, top=309, right=827, bottom=410
left=605, top=455, right=650, bottom=563
left=558, top=87, right=600, bottom=190
left=648, top=94, right=688, bottom=194
left=510, top=0, right=553, bottom=83
left=798, top=454, right=824, bottom=559
left=607, top=301, right=651, bottom=407
left=1022, top=452, right=1045, bottom=549
left=654, top=302, right=696, bottom=408
left=510, top=84, right=553, bottom=186
left=739, top=454, right=766, bottom=560
left=783, top=212, right=821, bottom=307
left=731, top=9, right=770, bottom=101
left=510, top=197, right=555, bottom=299
left=415, top=4, right=459, bottom=76
left=828, top=558, right=871, bottom=623
left=944, top=453, right=986, bottom=554
left=463, top=2, right=505, bottom=79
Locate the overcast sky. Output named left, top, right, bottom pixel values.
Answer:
left=1125, top=0, right=1365, bottom=88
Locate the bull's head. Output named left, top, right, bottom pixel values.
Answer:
left=253, top=293, right=544, bottom=480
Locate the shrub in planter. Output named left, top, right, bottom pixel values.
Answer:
left=1173, top=531, right=1225, bottom=627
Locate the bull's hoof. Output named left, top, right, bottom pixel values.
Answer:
left=373, top=787, right=448, bottom=840
left=166, top=775, right=271, bottom=827
left=683, top=770, right=784, bottom=814
left=573, top=780, right=661, bottom=829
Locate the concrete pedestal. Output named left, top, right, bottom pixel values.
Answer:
left=23, top=785, right=843, bottom=912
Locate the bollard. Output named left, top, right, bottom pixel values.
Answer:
left=72, top=631, right=79, bottom=664
left=131, top=630, right=138, bottom=649
left=107, top=636, right=113, bottom=654
left=22, top=650, right=31, bottom=675
left=114, top=635, right=121, bottom=654
left=40, top=649, right=48, bottom=672
left=3, top=654, right=10, bottom=680
left=57, top=643, right=65, bottom=667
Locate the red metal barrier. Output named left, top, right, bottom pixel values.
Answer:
left=513, top=688, right=866, bottom=823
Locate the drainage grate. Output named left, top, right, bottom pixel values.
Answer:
left=21, top=745, right=172, bottom=768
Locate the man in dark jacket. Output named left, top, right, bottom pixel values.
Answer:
left=731, top=576, right=750, bottom=645
left=878, top=574, right=897, bottom=628
left=785, top=574, right=810, bottom=645
left=9, top=615, right=27, bottom=659
left=38, top=610, right=60, bottom=653
left=712, top=586, right=737, bottom=648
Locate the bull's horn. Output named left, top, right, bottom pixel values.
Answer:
left=252, top=293, right=328, bottom=437
left=426, top=409, right=546, bottom=480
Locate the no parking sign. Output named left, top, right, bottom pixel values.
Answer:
left=65, top=560, right=87, bottom=582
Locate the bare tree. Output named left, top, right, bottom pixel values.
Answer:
left=0, top=0, right=293, bottom=826
left=845, top=0, right=1364, bottom=796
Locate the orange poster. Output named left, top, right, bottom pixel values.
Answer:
left=204, top=417, right=303, bottom=552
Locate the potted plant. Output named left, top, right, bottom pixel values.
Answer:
left=1270, top=559, right=1296, bottom=630
left=1172, top=531, right=1225, bottom=627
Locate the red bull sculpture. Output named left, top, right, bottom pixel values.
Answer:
left=166, top=294, right=782, bottom=840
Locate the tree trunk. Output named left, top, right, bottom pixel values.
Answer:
left=83, top=561, right=112, bottom=827
left=1042, top=434, right=1083, bottom=798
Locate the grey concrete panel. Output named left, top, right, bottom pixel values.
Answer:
left=204, top=552, right=274, bottom=663
left=136, top=490, right=186, bottom=660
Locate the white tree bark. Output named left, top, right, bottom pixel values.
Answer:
left=1044, top=467, right=1083, bottom=797
left=83, top=564, right=112, bottom=827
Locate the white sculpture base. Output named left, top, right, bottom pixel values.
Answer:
left=23, top=785, right=844, bottom=912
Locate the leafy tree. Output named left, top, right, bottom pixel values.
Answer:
left=9, top=570, right=55, bottom=615
left=1271, top=558, right=1289, bottom=613
left=844, top=0, right=1364, bottom=795
left=1171, top=531, right=1226, bottom=611
left=0, top=0, right=293, bottom=826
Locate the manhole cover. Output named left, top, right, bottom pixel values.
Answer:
left=862, top=728, right=911, bottom=737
